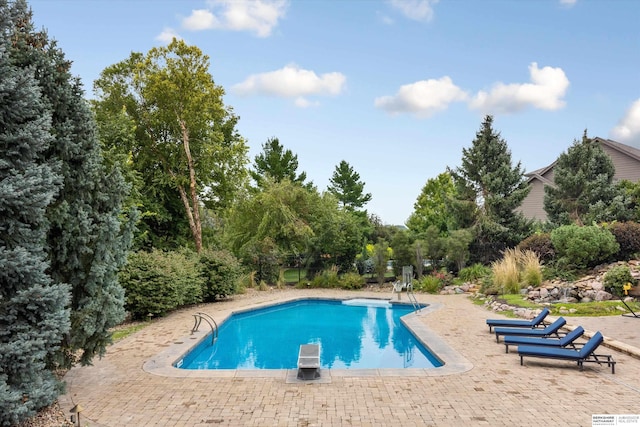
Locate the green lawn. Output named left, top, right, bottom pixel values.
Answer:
left=283, top=268, right=307, bottom=282
left=480, top=293, right=640, bottom=317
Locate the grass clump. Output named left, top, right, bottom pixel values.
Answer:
left=111, top=321, right=150, bottom=342
left=491, top=248, right=542, bottom=294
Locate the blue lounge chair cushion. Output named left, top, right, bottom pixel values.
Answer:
left=486, top=307, right=550, bottom=332
left=504, top=326, right=584, bottom=353
left=494, top=317, right=566, bottom=342
left=518, top=332, right=615, bottom=373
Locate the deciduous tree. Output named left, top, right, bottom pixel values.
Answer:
left=94, top=38, right=248, bottom=252
left=406, top=172, right=456, bottom=234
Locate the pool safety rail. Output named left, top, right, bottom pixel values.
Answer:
left=192, top=312, right=219, bottom=345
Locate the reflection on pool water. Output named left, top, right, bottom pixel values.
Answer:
left=177, top=298, right=443, bottom=370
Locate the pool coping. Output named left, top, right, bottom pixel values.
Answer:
left=142, top=297, right=473, bottom=380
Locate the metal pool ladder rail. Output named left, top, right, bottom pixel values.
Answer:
left=406, top=283, right=421, bottom=313
left=192, top=312, right=219, bottom=345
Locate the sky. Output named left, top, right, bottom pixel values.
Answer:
left=28, top=0, right=640, bottom=225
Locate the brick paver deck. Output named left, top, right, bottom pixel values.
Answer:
left=59, top=288, right=640, bottom=426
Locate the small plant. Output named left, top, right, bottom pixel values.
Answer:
left=258, top=280, right=269, bottom=291
left=338, top=272, right=364, bottom=290
left=458, top=263, right=491, bottom=282
left=415, top=274, right=442, bottom=294
left=310, top=267, right=340, bottom=288
left=604, top=265, right=636, bottom=296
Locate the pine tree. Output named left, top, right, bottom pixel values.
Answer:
left=0, top=2, right=70, bottom=422
left=251, top=137, right=309, bottom=189
left=544, top=131, right=618, bottom=225
left=9, top=0, right=135, bottom=368
left=449, top=115, right=531, bottom=262
left=327, top=160, right=372, bottom=210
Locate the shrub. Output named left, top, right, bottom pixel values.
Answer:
left=339, top=272, right=364, bottom=290
left=119, top=250, right=203, bottom=320
left=607, top=222, right=640, bottom=260
left=550, top=224, right=619, bottom=269
left=198, top=249, right=243, bottom=301
left=604, top=265, right=636, bottom=296
left=309, top=268, right=340, bottom=288
left=458, top=263, right=491, bottom=282
left=415, top=274, right=442, bottom=294
left=518, top=233, right=555, bottom=263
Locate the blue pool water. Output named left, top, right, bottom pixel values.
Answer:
left=177, top=298, right=443, bottom=370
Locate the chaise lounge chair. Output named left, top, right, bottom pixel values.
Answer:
left=494, top=317, right=566, bottom=343
left=517, top=331, right=616, bottom=374
left=503, top=326, right=584, bottom=353
left=486, top=307, right=550, bottom=332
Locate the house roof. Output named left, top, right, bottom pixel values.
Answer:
left=595, top=137, right=640, bottom=162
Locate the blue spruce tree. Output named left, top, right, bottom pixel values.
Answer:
left=9, top=0, right=136, bottom=368
left=0, top=1, right=70, bottom=423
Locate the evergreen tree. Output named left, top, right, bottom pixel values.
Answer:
left=251, top=137, right=310, bottom=189
left=544, top=131, right=619, bottom=226
left=0, top=2, right=70, bottom=421
left=327, top=160, right=372, bottom=210
left=9, top=0, right=135, bottom=368
left=449, top=115, right=531, bottom=262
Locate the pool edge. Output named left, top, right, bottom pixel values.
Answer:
left=142, top=297, right=473, bottom=378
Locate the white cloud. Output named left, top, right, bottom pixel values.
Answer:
left=182, top=0, right=288, bottom=37
left=611, top=99, right=640, bottom=145
left=155, top=27, right=183, bottom=44
left=374, top=76, right=468, bottom=117
left=469, top=62, right=570, bottom=114
left=294, top=97, right=319, bottom=108
left=232, top=64, right=346, bottom=106
left=182, top=9, right=218, bottom=30
left=560, top=0, right=577, bottom=7
left=388, top=0, right=439, bottom=22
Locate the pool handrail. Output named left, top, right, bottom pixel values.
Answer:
left=192, top=312, right=219, bottom=345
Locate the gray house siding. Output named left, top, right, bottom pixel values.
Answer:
left=516, top=179, right=547, bottom=220
left=602, top=146, right=640, bottom=182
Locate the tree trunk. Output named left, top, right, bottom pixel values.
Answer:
left=178, top=119, right=202, bottom=253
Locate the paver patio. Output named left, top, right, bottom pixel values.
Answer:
left=59, top=288, right=640, bottom=426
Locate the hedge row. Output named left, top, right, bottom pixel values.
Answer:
left=518, top=222, right=640, bottom=270
left=119, top=249, right=243, bottom=319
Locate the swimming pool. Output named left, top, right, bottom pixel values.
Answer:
left=176, top=298, right=443, bottom=370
